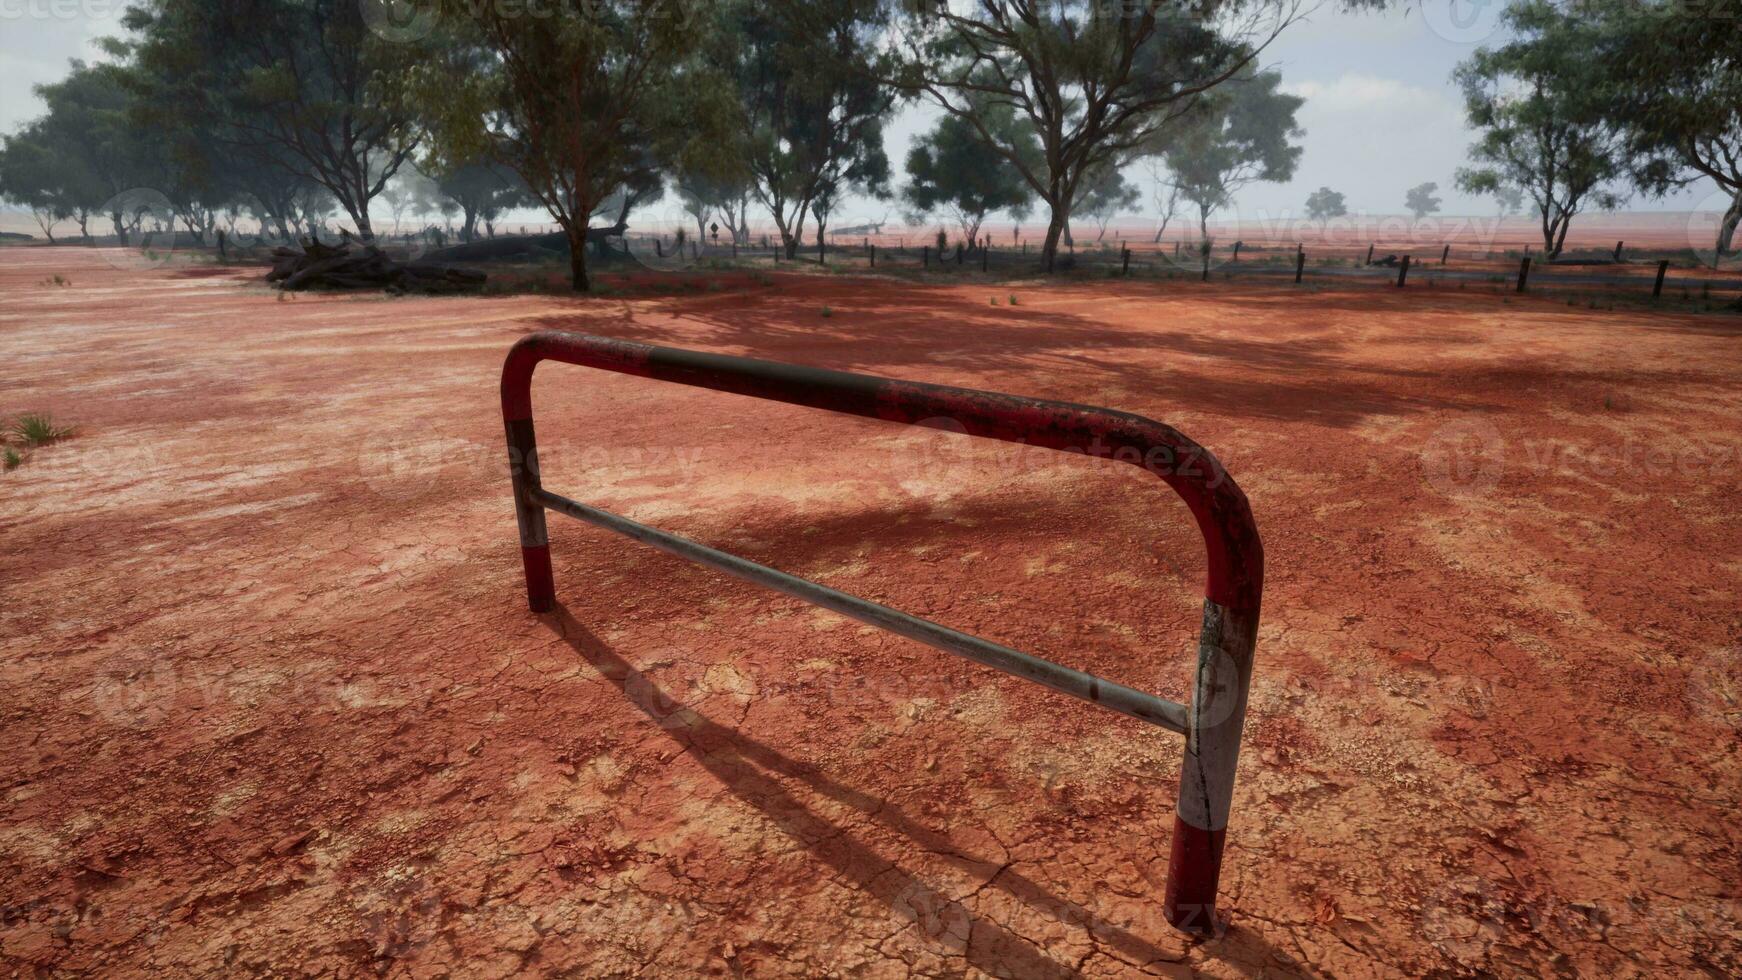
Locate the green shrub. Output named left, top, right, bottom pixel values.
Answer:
left=11, top=413, right=72, bottom=446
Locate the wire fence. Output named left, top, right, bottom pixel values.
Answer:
left=615, top=233, right=1742, bottom=303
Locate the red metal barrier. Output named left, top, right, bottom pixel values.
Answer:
left=500, top=330, right=1264, bottom=935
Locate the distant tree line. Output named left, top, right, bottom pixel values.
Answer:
left=6, top=1, right=1728, bottom=286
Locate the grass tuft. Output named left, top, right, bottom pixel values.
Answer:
left=820, top=304, right=832, bottom=318
left=12, top=413, right=74, bottom=447
left=3, top=447, right=19, bottom=470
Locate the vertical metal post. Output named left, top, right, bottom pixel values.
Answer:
left=1164, top=600, right=1259, bottom=934
left=1653, top=260, right=1669, bottom=298
left=504, top=417, right=553, bottom=613
left=1516, top=255, right=1531, bottom=292
left=1397, top=255, right=1411, bottom=287
left=1294, top=249, right=1305, bottom=284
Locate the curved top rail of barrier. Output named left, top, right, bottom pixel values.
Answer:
left=498, top=329, right=1264, bottom=935
left=500, top=331, right=1263, bottom=611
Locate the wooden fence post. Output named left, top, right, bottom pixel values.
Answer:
left=1516, top=255, right=1531, bottom=292
left=1441, top=244, right=1450, bottom=264
left=1294, top=249, right=1305, bottom=284
left=1653, top=259, right=1669, bottom=298
left=1397, top=255, right=1411, bottom=287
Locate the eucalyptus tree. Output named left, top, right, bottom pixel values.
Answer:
left=1453, top=0, right=1627, bottom=259
left=1405, top=182, right=1441, bottom=220
left=887, top=0, right=1306, bottom=271
left=902, top=110, right=1036, bottom=247
left=732, top=0, right=896, bottom=259
left=1164, top=67, right=1303, bottom=246
left=124, top=0, right=431, bottom=239
left=1582, top=0, right=1742, bottom=256
left=1304, top=186, right=1347, bottom=222
left=418, top=0, right=733, bottom=289
left=1076, top=165, right=1141, bottom=242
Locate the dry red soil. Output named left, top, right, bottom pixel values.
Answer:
left=2, top=248, right=1739, bottom=977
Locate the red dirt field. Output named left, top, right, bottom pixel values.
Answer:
left=3, top=248, right=1740, bottom=977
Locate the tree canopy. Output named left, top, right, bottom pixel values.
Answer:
left=1453, top=0, right=1629, bottom=258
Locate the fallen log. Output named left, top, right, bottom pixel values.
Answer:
left=266, top=238, right=486, bottom=295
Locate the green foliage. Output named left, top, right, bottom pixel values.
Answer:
left=1493, top=185, right=1525, bottom=217
left=417, top=0, right=734, bottom=290
left=1577, top=0, right=1742, bottom=254
left=1164, top=67, right=1303, bottom=238
left=902, top=111, right=1035, bottom=245
left=1453, top=0, right=1628, bottom=257
left=3, top=448, right=19, bottom=471
left=1304, top=186, right=1347, bottom=222
left=1075, top=165, right=1142, bottom=240
left=125, top=0, right=432, bottom=239
left=1405, top=182, right=1440, bottom=219
left=730, top=0, right=894, bottom=258
left=11, top=413, right=74, bottom=447
left=891, top=1, right=1265, bottom=270
left=433, top=161, right=532, bottom=242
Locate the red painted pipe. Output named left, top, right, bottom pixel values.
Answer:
left=501, top=331, right=1261, bottom=609
left=500, top=330, right=1264, bottom=932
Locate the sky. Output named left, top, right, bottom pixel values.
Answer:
left=0, top=1, right=1726, bottom=231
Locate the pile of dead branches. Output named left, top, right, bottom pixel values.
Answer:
left=266, top=238, right=487, bottom=295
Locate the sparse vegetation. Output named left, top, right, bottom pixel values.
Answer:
left=12, top=413, right=73, bottom=447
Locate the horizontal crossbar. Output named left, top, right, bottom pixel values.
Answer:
left=533, top=487, right=1190, bottom=736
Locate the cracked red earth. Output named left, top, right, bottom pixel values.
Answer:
left=2, top=248, right=1739, bottom=976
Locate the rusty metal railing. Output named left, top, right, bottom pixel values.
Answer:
left=500, top=330, right=1264, bottom=935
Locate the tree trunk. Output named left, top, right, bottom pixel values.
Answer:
left=461, top=205, right=479, bottom=243
left=1545, top=207, right=1572, bottom=259
left=1199, top=206, right=1213, bottom=282
left=1716, top=188, right=1742, bottom=256
left=1040, top=201, right=1068, bottom=273
left=564, top=223, right=591, bottom=292
left=348, top=201, right=375, bottom=241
